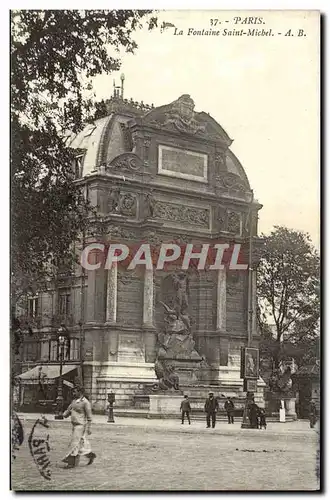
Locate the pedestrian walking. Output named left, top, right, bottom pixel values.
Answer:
left=62, top=384, right=96, bottom=469
left=204, top=392, right=219, bottom=428
left=309, top=400, right=317, bottom=428
left=180, top=395, right=191, bottom=425
left=258, top=407, right=267, bottom=429
left=224, top=396, right=235, bottom=424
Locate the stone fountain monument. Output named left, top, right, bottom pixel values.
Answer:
left=148, top=272, right=204, bottom=417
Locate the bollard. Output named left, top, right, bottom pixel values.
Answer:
left=107, top=391, right=115, bottom=423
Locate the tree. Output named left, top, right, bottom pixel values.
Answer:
left=11, top=10, right=157, bottom=347
left=11, top=10, right=157, bottom=291
left=257, top=226, right=320, bottom=373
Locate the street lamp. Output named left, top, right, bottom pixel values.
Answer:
left=54, top=327, right=66, bottom=420
left=107, top=391, right=116, bottom=423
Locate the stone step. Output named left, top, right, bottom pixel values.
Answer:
left=132, top=393, right=248, bottom=412
left=111, top=407, right=294, bottom=422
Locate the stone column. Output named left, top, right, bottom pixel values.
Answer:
left=86, top=253, right=97, bottom=324
left=251, top=270, right=257, bottom=336
left=106, top=263, right=117, bottom=324
left=216, top=268, right=226, bottom=330
left=143, top=267, right=156, bottom=363
left=143, top=267, right=154, bottom=327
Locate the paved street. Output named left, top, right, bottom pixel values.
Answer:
left=11, top=417, right=320, bottom=491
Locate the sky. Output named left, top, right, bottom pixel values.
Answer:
left=93, top=11, right=319, bottom=247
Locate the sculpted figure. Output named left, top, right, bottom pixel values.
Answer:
left=108, top=187, right=120, bottom=213
left=172, top=272, right=189, bottom=317
left=159, top=302, right=178, bottom=333
left=144, top=191, right=155, bottom=218
left=154, top=358, right=180, bottom=391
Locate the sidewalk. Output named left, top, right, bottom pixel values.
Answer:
left=17, top=412, right=318, bottom=435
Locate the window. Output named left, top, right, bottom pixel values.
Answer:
left=28, top=297, right=39, bottom=318
left=70, top=338, right=79, bottom=361
left=73, top=154, right=84, bottom=178
left=50, top=340, right=58, bottom=361
left=59, top=292, right=71, bottom=318
left=40, top=340, right=50, bottom=361
left=23, top=341, right=38, bottom=361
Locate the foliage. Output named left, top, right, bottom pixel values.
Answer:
left=257, top=226, right=320, bottom=372
left=11, top=10, right=157, bottom=359
left=11, top=10, right=156, bottom=303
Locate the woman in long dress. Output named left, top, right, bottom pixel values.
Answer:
left=62, top=385, right=96, bottom=469
left=248, top=401, right=259, bottom=429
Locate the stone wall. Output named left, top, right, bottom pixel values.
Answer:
left=226, top=272, right=247, bottom=333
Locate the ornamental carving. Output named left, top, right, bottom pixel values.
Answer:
left=131, top=133, right=139, bottom=154
left=171, top=234, right=192, bottom=244
left=119, top=123, right=133, bottom=151
left=107, top=225, right=137, bottom=241
left=118, top=274, right=132, bottom=285
left=216, top=172, right=248, bottom=193
left=227, top=211, right=241, bottom=235
left=107, top=190, right=137, bottom=217
left=217, top=205, right=227, bottom=230
left=215, top=151, right=226, bottom=170
left=108, top=187, right=120, bottom=213
left=107, top=153, right=143, bottom=173
left=143, top=137, right=151, bottom=165
left=154, top=201, right=209, bottom=228
left=142, top=231, right=163, bottom=246
left=164, top=95, right=206, bottom=135
left=119, top=193, right=137, bottom=217
left=142, top=191, right=155, bottom=219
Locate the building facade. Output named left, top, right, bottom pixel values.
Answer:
left=18, top=91, right=264, bottom=412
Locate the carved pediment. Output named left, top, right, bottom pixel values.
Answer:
left=142, top=95, right=232, bottom=145
left=107, top=153, right=144, bottom=173
left=163, top=95, right=206, bottom=135
left=215, top=172, right=249, bottom=193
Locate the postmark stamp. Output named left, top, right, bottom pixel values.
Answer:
left=28, top=416, right=52, bottom=481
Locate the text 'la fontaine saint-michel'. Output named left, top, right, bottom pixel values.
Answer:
left=174, top=27, right=274, bottom=37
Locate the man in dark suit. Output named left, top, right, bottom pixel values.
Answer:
left=180, top=395, right=191, bottom=425
left=224, top=397, right=235, bottom=424
left=204, top=392, right=219, bottom=428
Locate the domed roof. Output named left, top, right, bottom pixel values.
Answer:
left=65, top=94, right=251, bottom=193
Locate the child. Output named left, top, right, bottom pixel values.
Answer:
left=258, top=408, right=267, bottom=429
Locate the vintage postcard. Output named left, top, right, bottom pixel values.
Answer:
left=11, top=10, right=320, bottom=491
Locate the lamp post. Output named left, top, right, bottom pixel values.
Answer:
left=241, top=190, right=256, bottom=429
left=107, top=392, right=115, bottom=423
left=55, top=327, right=66, bottom=420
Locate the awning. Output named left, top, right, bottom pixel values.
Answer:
left=16, top=365, right=77, bottom=384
